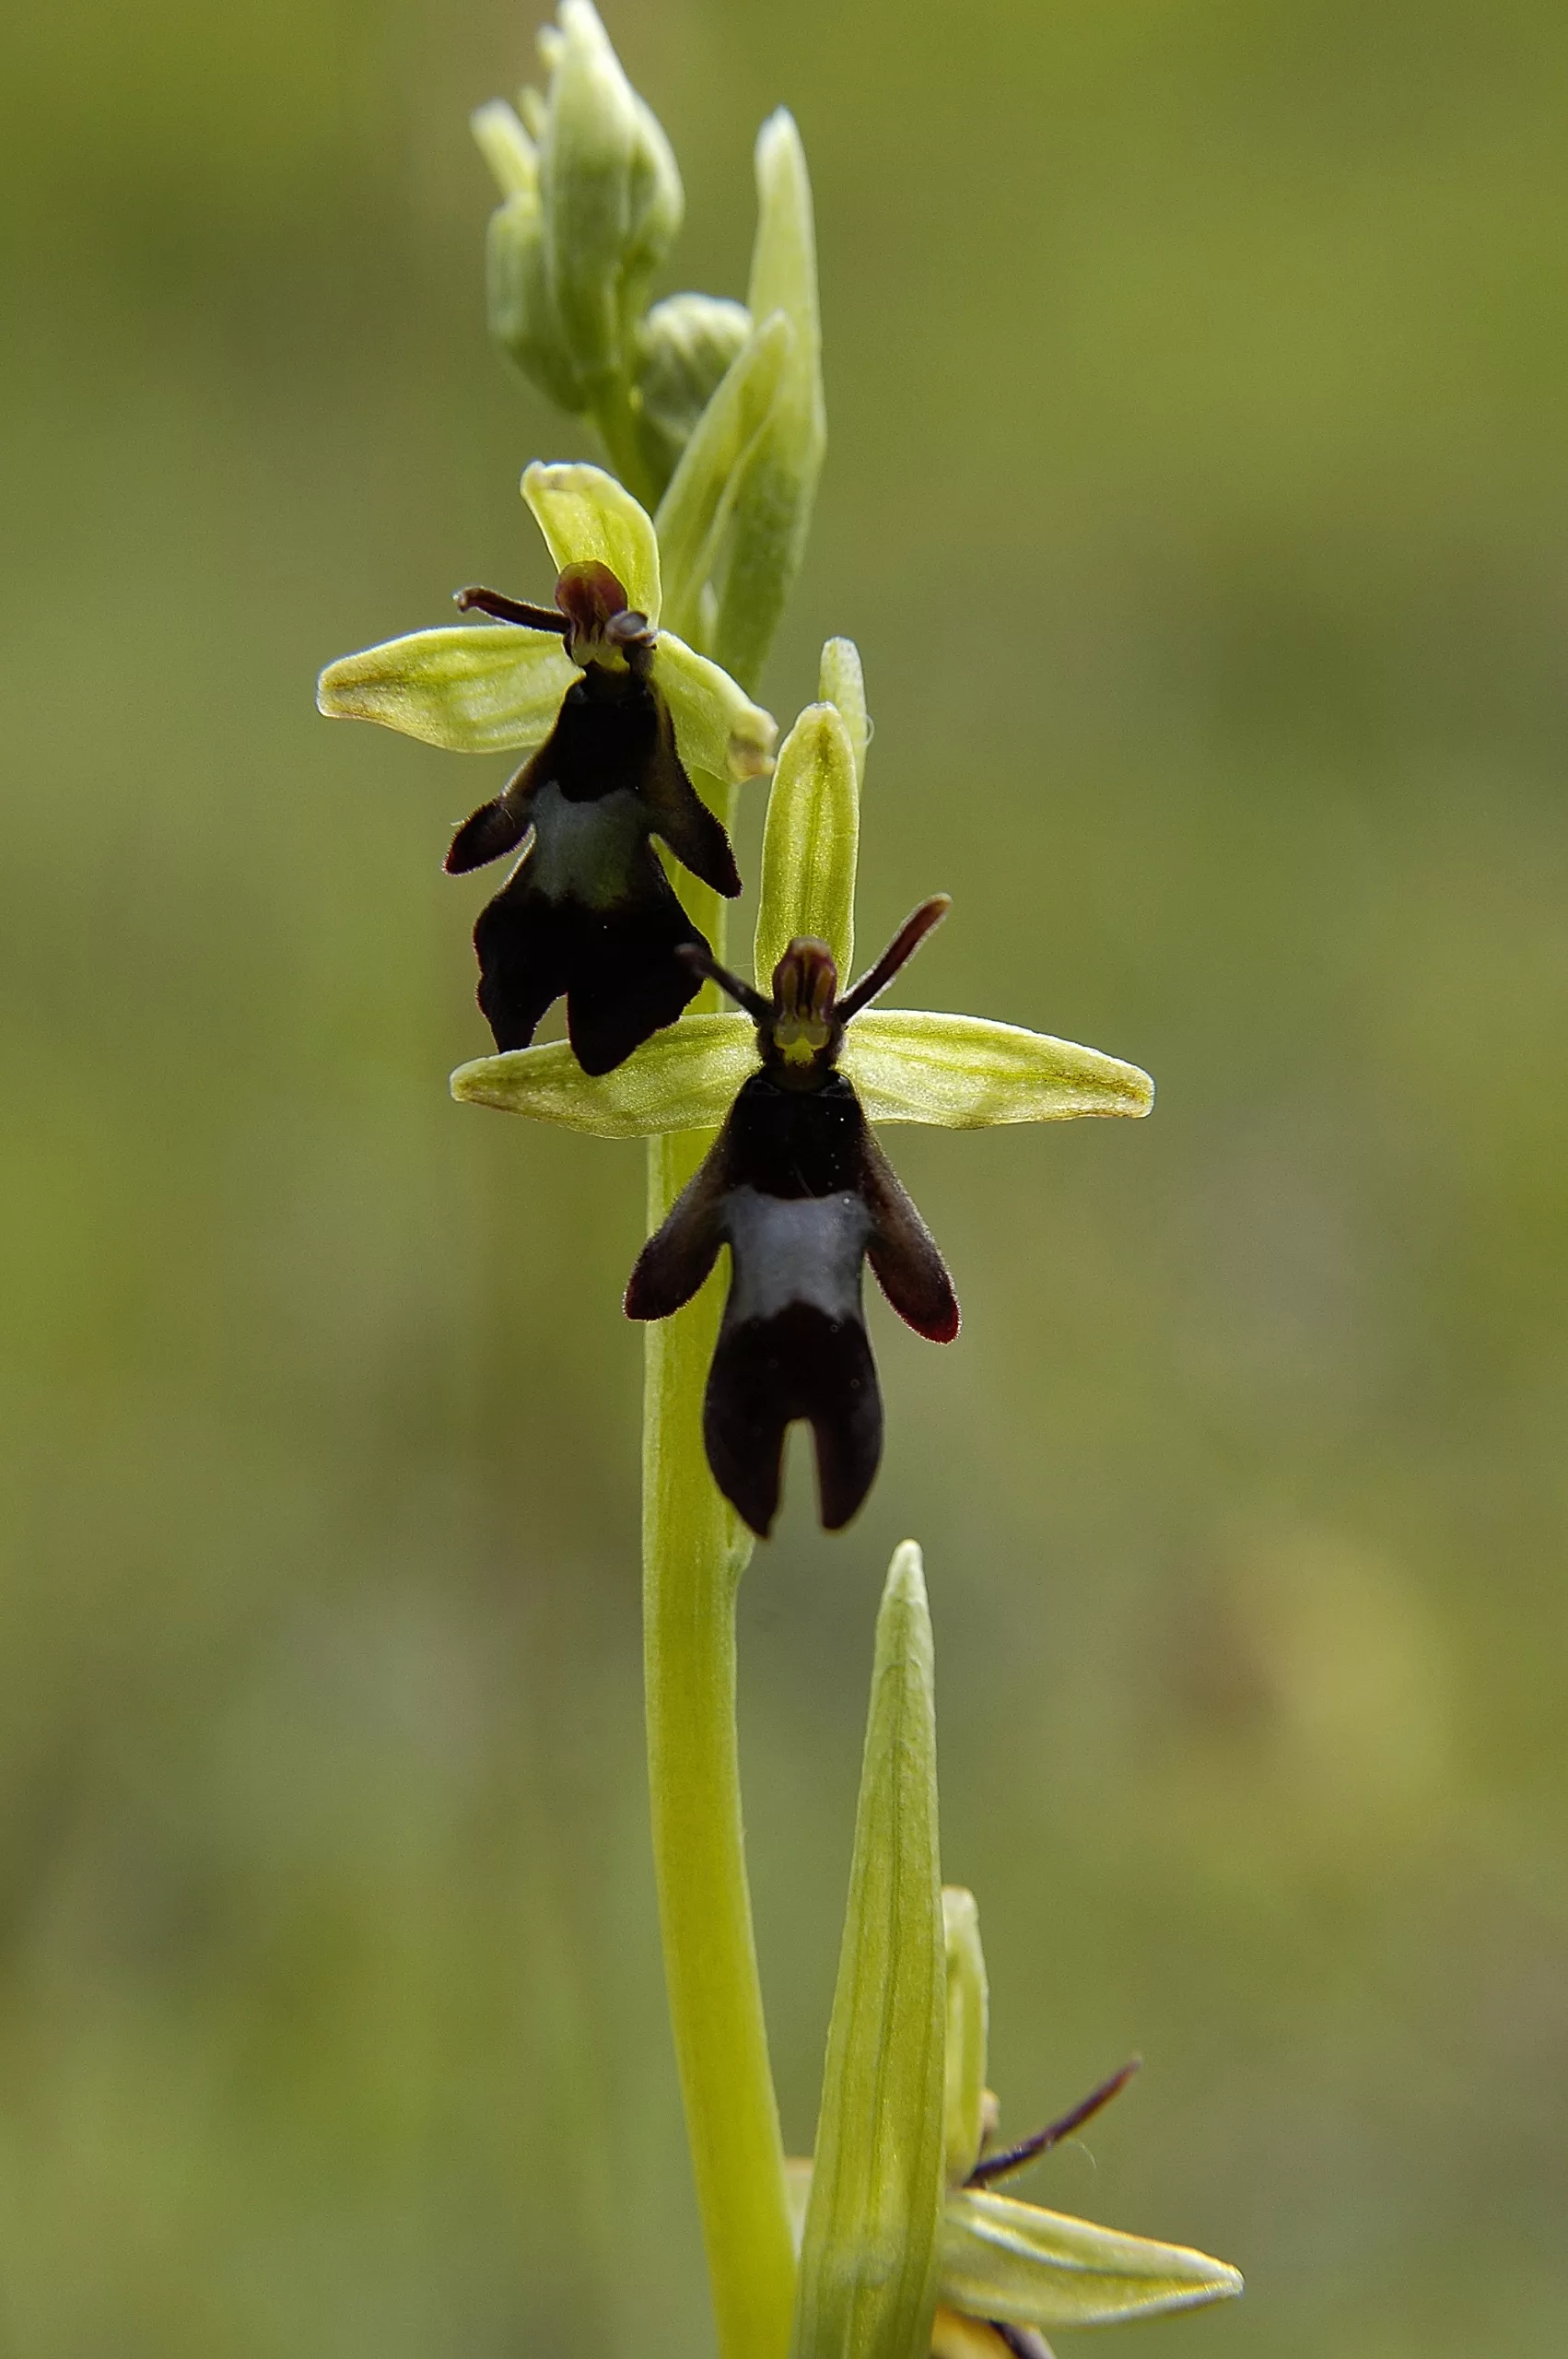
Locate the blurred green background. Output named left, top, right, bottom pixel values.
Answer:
left=4, top=0, right=1567, bottom=2350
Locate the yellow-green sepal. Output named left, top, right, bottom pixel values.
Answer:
left=942, top=1890, right=990, bottom=2189
left=316, top=627, right=576, bottom=754
left=843, top=1013, right=1154, bottom=1127
left=656, top=633, right=778, bottom=784
left=754, top=698, right=860, bottom=988
left=939, top=2188, right=1244, bottom=2331
left=790, top=1542, right=947, bottom=2359
left=451, top=1015, right=755, bottom=1136
left=522, top=459, right=662, bottom=618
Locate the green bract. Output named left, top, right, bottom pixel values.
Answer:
left=790, top=1543, right=947, bottom=2359
left=315, top=462, right=777, bottom=789
left=449, top=634, right=1153, bottom=1136
left=783, top=1601, right=1244, bottom=2359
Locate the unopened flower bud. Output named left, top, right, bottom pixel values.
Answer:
left=541, top=0, right=681, bottom=391
left=474, top=4, right=682, bottom=408
left=475, top=100, right=590, bottom=413
left=635, top=292, right=753, bottom=492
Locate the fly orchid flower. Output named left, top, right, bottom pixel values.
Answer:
left=787, top=1547, right=1243, bottom=2359
left=450, top=638, right=1154, bottom=1521
left=317, top=461, right=776, bottom=1070
left=624, top=899, right=959, bottom=1533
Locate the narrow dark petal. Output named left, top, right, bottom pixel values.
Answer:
left=678, top=941, right=774, bottom=1026
left=966, top=2059, right=1142, bottom=2189
left=452, top=584, right=570, bottom=633
left=836, top=894, right=953, bottom=1023
left=704, top=1302, right=883, bottom=1537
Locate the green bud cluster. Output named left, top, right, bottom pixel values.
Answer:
left=474, top=2, right=825, bottom=675
left=474, top=1, right=680, bottom=422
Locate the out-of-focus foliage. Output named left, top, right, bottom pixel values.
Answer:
left=2, top=1, right=1567, bottom=2353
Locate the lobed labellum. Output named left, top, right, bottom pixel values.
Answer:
left=440, top=575, right=741, bottom=1072
left=626, top=905, right=957, bottom=1532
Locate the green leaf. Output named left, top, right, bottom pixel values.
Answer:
left=754, top=700, right=859, bottom=989
left=450, top=1015, right=754, bottom=1136
left=790, top=1542, right=947, bottom=2359
left=819, top=636, right=868, bottom=792
left=522, top=459, right=662, bottom=619
left=711, top=111, right=826, bottom=687
left=940, top=2188, right=1243, bottom=2330
left=655, top=310, right=794, bottom=642
left=942, top=1891, right=989, bottom=2189
left=316, top=627, right=575, bottom=755
left=842, top=1012, right=1154, bottom=1127
left=655, top=630, right=778, bottom=784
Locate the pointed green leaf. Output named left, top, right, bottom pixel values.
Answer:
left=450, top=1014, right=754, bottom=1135
left=819, top=637, right=868, bottom=792
left=754, top=700, right=859, bottom=989
left=842, top=1012, right=1154, bottom=1127
left=711, top=110, right=826, bottom=687
left=790, top=1542, right=946, bottom=2359
left=655, top=630, right=778, bottom=784
left=942, top=1890, right=989, bottom=2189
left=316, top=627, right=575, bottom=754
left=655, top=310, right=794, bottom=642
left=940, top=2188, right=1243, bottom=2330
left=522, top=459, right=662, bottom=619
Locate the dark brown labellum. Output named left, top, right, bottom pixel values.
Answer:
left=624, top=900, right=959, bottom=1533
left=446, top=572, right=740, bottom=1073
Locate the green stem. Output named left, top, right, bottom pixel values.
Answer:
left=590, top=377, right=661, bottom=515
left=642, top=1133, right=796, bottom=2359
left=640, top=796, right=795, bottom=2358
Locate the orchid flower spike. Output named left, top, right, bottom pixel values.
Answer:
left=625, top=898, right=959, bottom=1534
left=317, top=462, right=776, bottom=1072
